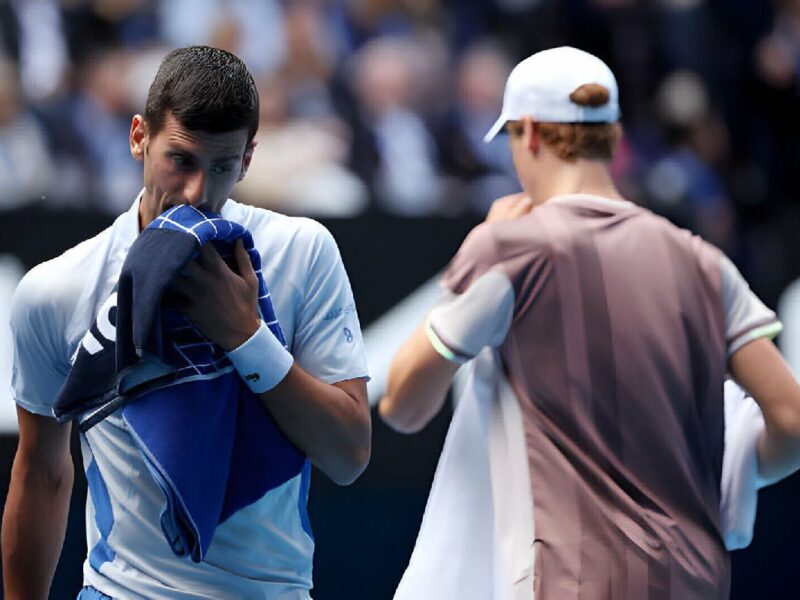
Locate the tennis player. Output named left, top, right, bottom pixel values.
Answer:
left=3, top=47, right=370, bottom=599
left=380, top=47, right=800, bottom=598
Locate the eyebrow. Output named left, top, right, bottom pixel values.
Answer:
left=166, top=150, right=240, bottom=163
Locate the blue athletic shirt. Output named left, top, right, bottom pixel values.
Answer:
left=9, top=193, right=369, bottom=599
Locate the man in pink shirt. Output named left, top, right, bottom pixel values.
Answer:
left=380, top=47, right=800, bottom=599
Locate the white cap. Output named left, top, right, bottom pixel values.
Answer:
left=483, top=46, right=620, bottom=142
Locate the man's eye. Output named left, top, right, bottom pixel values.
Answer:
left=172, top=155, right=192, bottom=168
left=212, top=164, right=234, bottom=175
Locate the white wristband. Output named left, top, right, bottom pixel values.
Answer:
left=226, top=321, right=294, bottom=394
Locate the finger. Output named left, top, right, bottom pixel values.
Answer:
left=487, top=201, right=506, bottom=219
left=180, top=259, right=204, bottom=280
left=177, top=301, right=201, bottom=326
left=169, top=274, right=201, bottom=298
left=508, top=196, right=533, bottom=218
left=492, top=198, right=513, bottom=212
left=200, top=243, right=227, bottom=274
left=488, top=192, right=524, bottom=216
left=234, top=238, right=258, bottom=284
left=496, top=191, right=527, bottom=206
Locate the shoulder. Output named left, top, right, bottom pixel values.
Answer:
left=641, top=208, right=724, bottom=270
left=458, top=216, right=554, bottom=266
left=456, top=221, right=519, bottom=262
left=276, top=214, right=338, bottom=254
left=442, top=223, right=510, bottom=294
left=224, top=199, right=336, bottom=253
left=225, top=201, right=345, bottom=302
left=11, top=228, right=115, bottom=335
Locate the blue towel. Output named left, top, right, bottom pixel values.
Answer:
left=54, top=205, right=307, bottom=562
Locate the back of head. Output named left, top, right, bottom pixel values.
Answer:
left=538, top=84, right=621, bottom=161
left=485, top=46, right=622, bottom=161
left=145, top=46, right=259, bottom=143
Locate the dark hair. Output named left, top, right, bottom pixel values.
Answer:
left=145, top=46, right=259, bottom=143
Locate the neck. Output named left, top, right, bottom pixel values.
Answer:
left=525, top=156, right=623, bottom=207
left=138, top=202, right=148, bottom=233
left=138, top=189, right=157, bottom=232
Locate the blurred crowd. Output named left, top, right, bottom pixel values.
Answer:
left=0, top=0, right=799, bottom=253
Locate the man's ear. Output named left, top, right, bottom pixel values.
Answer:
left=238, top=140, right=257, bottom=182
left=130, top=115, right=147, bottom=161
left=524, top=117, right=539, bottom=155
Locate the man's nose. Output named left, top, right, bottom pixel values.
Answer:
left=182, top=170, right=207, bottom=207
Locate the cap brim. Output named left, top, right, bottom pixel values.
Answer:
left=483, top=114, right=507, bottom=143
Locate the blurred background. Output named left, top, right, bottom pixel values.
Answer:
left=1, top=0, right=800, bottom=598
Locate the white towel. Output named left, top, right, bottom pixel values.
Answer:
left=394, top=349, right=533, bottom=600
left=721, top=379, right=767, bottom=550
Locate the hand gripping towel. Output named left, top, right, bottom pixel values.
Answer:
left=54, top=205, right=307, bottom=562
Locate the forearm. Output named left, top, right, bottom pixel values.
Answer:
left=730, top=338, right=800, bottom=485
left=176, top=242, right=371, bottom=483
left=382, top=271, right=512, bottom=432
left=258, top=367, right=370, bottom=485
left=756, top=420, right=800, bottom=485
left=2, top=455, right=73, bottom=599
left=380, top=322, right=459, bottom=434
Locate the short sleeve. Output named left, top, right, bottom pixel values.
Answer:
left=721, top=255, right=782, bottom=355
left=441, top=224, right=503, bottom=295
left=291, top=224, right=369, bottom=384
left=427, top=272, right=515, bottom=363
left=9, top=270, right=71, bottom=417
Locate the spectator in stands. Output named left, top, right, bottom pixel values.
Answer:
left=752, top=0, right=800, bottom=202
left=233, top=74, right=368, bottom=217
left=68, top=45, right=143, bottom=214
left=643, top=70, right=737, bottom=254
left=0, top=56, right=51, bottom=210
left=349, top=35, right=443, bottom=216
left=157, top=0, right=286, bottom=79
left=437, top=40, right=519, bottom=214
